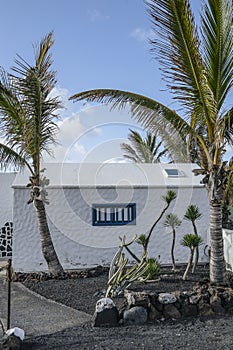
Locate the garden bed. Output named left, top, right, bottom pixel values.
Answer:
left=17, top=264, right=233, bottom=350
left=18, top=264, right=220, bottom=316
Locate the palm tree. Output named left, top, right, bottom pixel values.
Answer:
left=121, top=129, right=169, bottom=163
left=70, top=0, right=233, bottom=284
left=164, top=213, right=182, bottom=271
left=181, top=234, right=203, bottom=280
left=0, top=32, right=64, bottom=275
left=184, top=205, right=202, bottom=272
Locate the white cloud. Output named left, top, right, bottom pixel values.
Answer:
left=57, top=115, right=84, bottom=145
left=49, top=86, right=71, bottom=116
left=74, top=143, right=87, bottom=156
left=87, top=9, right=110, bottom=22
left=43, top=91, right=141, bottom=163
left=91, top=127, right=103, bottom=136
left=130, top=27, right=153, bottom=42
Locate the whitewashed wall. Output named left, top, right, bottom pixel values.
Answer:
left=0, top=173, right=16, bottom=259
left=12, top=184, right=210, bottom=272
left=0, top=173, right=16, bottom=227
left=223, top=229, right=233, bottom=270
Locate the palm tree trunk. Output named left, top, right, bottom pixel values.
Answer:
left=183, top=248, right=194, bottom=280
left=209, top=201, right=225, bottom=284
left=192, top=246, right=199, bottom=273
left=192, top=221, right=198, bottom=273
left=34, top=198, right=64, bottom=275
left=171, top=230, right=176, bottom=271
left=145, top=203, right=170, bottom=251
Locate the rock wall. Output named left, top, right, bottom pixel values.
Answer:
left=0, top=172, right=16, bottom=259
left=0, top=222, right=13, bottom=258
left=124, top=282, right=233, bottom=322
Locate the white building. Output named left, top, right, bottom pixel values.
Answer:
left=11, top=163, right=210, bottom=272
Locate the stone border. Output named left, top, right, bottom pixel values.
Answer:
left=123, top=281, right=233, bottom=322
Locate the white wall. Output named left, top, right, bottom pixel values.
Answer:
left=0, top=173, right=16, bottom=228
left=12, top=185, right=210, bottom=272
left=223, top=229, right=233, bottom=270
left=0, top=173, right=16, bottom=259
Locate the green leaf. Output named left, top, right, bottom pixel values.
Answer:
left=181, top=233, right=203, bottom=248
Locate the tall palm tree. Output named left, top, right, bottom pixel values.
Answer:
left=121, top=129, right=169, bottom=163
left=164, top=213, right=182, bottom=271
left=184, top=205, right=202, bottom=272
left=0, top=32, right=64, bottom=275
left=70, top=0, right=233, bottom=284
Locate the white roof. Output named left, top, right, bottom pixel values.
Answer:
left=12, top=163, right=204, bottom=188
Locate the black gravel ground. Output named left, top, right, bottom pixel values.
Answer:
left=20, top=265, right=233, bottom=350
left=21, top=265, right=210, bottom=314
left=22, top=317, right=233, bottom=350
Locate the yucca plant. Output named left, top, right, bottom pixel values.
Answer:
left=143, top=257, right=160, bottom=280
left=181, top=234, right=203, bottom=280
left=0, top=32, right=64, bottom=275
left=144, top=190, right=177, bottom=252
left=127, top=190, right=177, bottom=261
left=70, top=0, right=233, bottom=284
left=164, top=213, right=182, bottom=271
left=136, top=233, right=148, bottom=256
left=184, top=205, right=202, bottom=272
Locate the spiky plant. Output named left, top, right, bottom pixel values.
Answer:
left=136, top=233, right=148, bottom=255
left=184, top=205, right=202, bottom=234
left=144, top=190, right=177, bottom=252
left=181, top=234, right=203, bottom=280
left=184, top=205, right=202, bottom=272
left=143, top=258, right=160, bottom=280
left=164, top=213, right=182, bottom=270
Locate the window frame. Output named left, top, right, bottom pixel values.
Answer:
left=92, top=203, right=136, bottom=226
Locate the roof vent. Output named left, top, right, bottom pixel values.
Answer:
left=163, top=169, right=184, bottom=177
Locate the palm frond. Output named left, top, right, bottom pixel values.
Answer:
left=120, top=142, right=143, bottom=163
left=164, top=213, right=182, bottom=229
left=162, top=190, right=177, bottom=204
left=70, top=89, right=191, bottom=140
left=0, top=32, right=63, bottom=172
left=121, top=128, right=169, bottom=163
left=71, top=88, right=213, bottom=163
left=0, top=142, right=32, bottom=172
left=181, top=233, right=203, bottom=248
left=152, top=119, right=190, bottom=162
left=146, top=0, right=217, bottom=140
left=184, top=204, right=202, bottom=222
left=202, top=0, right=233, bottom=110
left=219, top=108, right=233, bottom=146
left=0, top=69, right=29, bottom=157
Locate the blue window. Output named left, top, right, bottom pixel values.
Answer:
left=92, top=203, right=136, bottom=226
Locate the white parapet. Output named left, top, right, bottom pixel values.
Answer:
left=223, top=228, right=233, bottom=271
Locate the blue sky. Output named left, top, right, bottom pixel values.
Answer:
left=2, top=1, right=159, bottom=99
left=1, top=0, right=231, bottom=163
